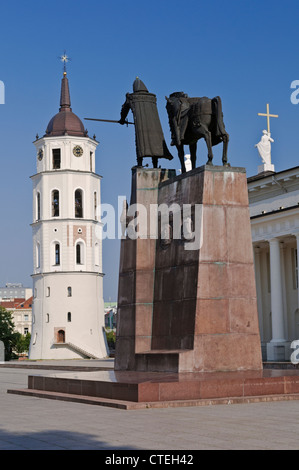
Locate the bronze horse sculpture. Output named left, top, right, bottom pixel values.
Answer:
left=165, top=92, right=229, bottom=173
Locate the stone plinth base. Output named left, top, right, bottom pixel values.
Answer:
left=258, top=163, right=275, bottom=174
left=115, top=165, right=262, bottom=373
left=8, top=369, right=299, bottom=410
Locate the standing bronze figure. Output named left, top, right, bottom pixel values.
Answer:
left=165, top=92, right=229, bottom=173
left=119, top=78, right=173, bottom=168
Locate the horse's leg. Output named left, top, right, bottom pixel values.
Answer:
left=177, top=145, right=186, bottom=173
left=203, top=130, right=213, bottom=165
left=189, top=142, right=197, bottom=169
left=222, top=133, right=229, bottom=166
left=152, top=157, right=158, bottom=168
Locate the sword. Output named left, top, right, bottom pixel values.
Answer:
left=84, top=118, right=134, bottom=126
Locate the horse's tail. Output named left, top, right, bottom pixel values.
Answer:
left=211, top=96, right=228, bottom=144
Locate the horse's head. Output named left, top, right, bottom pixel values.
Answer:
left=165, top=94, right=181, bottom=117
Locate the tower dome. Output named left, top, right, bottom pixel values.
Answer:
left=45, top=72, right=87, bottom=137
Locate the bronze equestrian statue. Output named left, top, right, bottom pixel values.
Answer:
left=165, top=92, right=229, bottom=173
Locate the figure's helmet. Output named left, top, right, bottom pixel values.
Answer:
left=133, top=77, right=148, bottom=93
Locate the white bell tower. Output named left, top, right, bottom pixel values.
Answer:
left=29, top=71, right=108, bottom=359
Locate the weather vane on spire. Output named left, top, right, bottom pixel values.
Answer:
left=59, top=51, right=71, bottom=75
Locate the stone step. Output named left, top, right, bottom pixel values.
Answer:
left=8, top=388, right=299, bottom=410
left=9, top=368, right=299, bottom=406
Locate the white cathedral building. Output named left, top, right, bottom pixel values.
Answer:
left=29, top=71, right=107, bottom=360
left=249, top=164, right=299, bottom=362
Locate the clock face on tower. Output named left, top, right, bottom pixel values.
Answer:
left=38, top=149, right=43, bottom=161
left=73, top=145, right=83, bottom=157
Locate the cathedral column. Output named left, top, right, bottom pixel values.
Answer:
left=267, top=237, right=288, bottom=361
left=269, top=238, right=285, bottom=342
left=254, top=246, right=264, bottom=341
left=293, top=233, right=299, bottom=311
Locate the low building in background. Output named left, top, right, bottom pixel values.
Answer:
left=104, top=302, right=117, bottom=330
left=0, top=296, right=33, bottom=336
left=0, top=284, right=32, bottom=301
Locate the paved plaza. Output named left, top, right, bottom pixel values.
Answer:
left=0, top=360, right=299, bottom=450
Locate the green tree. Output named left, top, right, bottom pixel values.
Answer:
left=0, top=306, right=19, bottom=360
left=105, top=330, right=116, bottom=348
left=14, top=333, right=31, bottom=355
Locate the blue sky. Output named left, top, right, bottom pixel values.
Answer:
left=1, top=0, right=299, bottom=301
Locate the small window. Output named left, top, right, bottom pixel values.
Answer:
left=75, top=189, right=83, bottom=218
left=52, top=190, right=59, bottom=217
left=55, top=244, right=60, bottom=266
left=94, top=192, right=97, bottom=220
left=46, top=314, right=49, bottom=323
left=67, top=286, right=72, bottom=297
left=67, top=312, right=71, bottom=322
left=90, top=152, right=93, bottom=172
left=76, top=243, right=83, bottom=265
left=46, top=287, right=50, bottom=297
left=36, top=192, right=41, bottom=221
left=53, top=149, right=61, bottom=169
left=36, top=242, right=41, bottom=269
left=24, top=315, right=29, bottom=321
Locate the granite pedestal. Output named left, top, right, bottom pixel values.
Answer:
left=115, top=165, right=262, bottom=373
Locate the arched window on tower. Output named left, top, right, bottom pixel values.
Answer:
left=52, top=190, right=60, bottom=217
left=90, top=152, right=93, bottom=172
left=36, top=192, right=41, bottom=221
left=94, top=191, right=97, bottom=220
left=36, top=242, right=41, bottom=269
left=75, top=189, right=83, bottom=218
left=76, top=242, right=84, bottom=265
left=55, top=243, right=60, bottom=266
left=52, top=149, right=61, bottom=169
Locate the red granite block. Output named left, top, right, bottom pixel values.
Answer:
left=227, top=263, right=257, bottom=298
left=205, top=171, right=248, bottom=206
left=138, top=382, right=160, bottom=402
left=229, top=297, right=260, bottom=334
left=135, top=270, right=154, bottom=303
left=199, top=205, right=227, bottom=262
left=136, top=239, right=156, bottom=270
left=284, top=376, right=299, bottom=394
left=135, top=304, right=153, bottom=337
left=118, top=271, right=135, bottom=306
left=116, top=305, right=135, bottom=337
left=135, top=336, right=152, bottom=353
left=158, top=380, right=201, bottom=401
left=195, top=298, right=229, bottom=334
left=200, top=378, right=244, bottom=399
left=197, top=262, right=229, bottom=299
left=200, top=333, right=262, bottom=372
left=112, top=383, right=139, bottom=402
left=244, top=377, right=285, bottom=397
left=226, top=206, right=254, bottom=264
